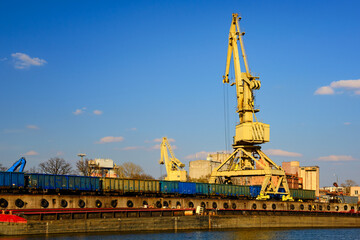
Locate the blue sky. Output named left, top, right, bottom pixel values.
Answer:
left=0, top=1, right=359, bottom=187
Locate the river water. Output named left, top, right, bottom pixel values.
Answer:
left=0, top=228, right=359, bottom=240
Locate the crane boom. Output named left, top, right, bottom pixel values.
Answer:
left=7, top=157, right=26, bottom=172
left=210, top=14, right=293, bottom=201
left=159, top=137, right=187, bottom=182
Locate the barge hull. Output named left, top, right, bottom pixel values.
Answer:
left=2, top=214, right=360, bottom=236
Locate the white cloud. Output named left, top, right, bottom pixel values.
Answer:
left=185, top=151, right=212, bottom=160
left=344, top=122, right=351, bottom=125
left=330, top=79, right=360, bottom=89
left=314, top=86, right=335, bottom=95
left=26, top=125, right=39, bottom=130
left=73, top=107, right=86, bottom=115
left=24, top=150, right=39, bottom=156
left=263, top=149, right=302, bottom=157
left=317, top=155, right=356, bottom=162
left=96, top=136, right=124, bottom=144
left=11, top=52, right=46, bottom=69
left=315, top=79, right=360, bottom=95
left=93, top=110, right=103, bottom=115
left=129, top=128, right=137, bottom=131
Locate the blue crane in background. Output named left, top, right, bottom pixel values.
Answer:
left=6, top=157, right=26, bottom=172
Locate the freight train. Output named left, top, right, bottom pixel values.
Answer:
left=0, top=171, right=315, bottom=208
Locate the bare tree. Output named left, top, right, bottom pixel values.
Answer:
left=39, top=158, right=72, bottom=175
left=26, top=166, right=40, bottom=173
left=76, top=158, right=94, bottom=176
left=0, top=163, right=7, bottom=171
left=341, top=179, right=357, bottom=194
left=115, top=162, right=153, bottom=179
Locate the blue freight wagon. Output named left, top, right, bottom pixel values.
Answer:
left=0, top=172, right=24, bottom=188
left=195, top=182, right=209, bottom=195
left=160, top=181, right=179, bottom=194
left=26, top=173, right=100, bottom=191
left=179, top=182, right=196, bottom=195
left=249, top=185, right=261, bottom=198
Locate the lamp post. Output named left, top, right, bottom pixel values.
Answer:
left=77, top=153, right=86, bottom=162
left=77, top=153, right=87, bottom=176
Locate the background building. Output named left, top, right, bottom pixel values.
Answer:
left=88, top=158, right=118, bottom=177
left=189, top=152, right=230, bottom=180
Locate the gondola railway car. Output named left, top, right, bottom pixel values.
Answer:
left=0, top=172, right=24, bottom=189
left=101, top=177, right=159, bottom=194
left=26, top=173, right=100, bottom=192
left=0, top=172, right=316, bottom=202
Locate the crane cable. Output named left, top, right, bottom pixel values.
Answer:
left=223, top=84, right=229, bottom=153
left=223, top=61, right=235, bottom=154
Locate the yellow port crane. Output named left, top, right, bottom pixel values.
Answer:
left=209, top=14, right=293, bottom=201
left=159, top=137, right=187, bottom=182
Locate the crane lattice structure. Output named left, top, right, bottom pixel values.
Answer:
left=159, top=137, right=187, bottom=182
left=209, top=14, right=293, bottom=201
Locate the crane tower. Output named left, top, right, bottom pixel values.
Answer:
left=209, top=14, right=292, bottom=201
left=159, top=137, right=187, bottom=182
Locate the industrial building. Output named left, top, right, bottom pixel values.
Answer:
left=189, top=152, right=230, bottom=180
left=88, top=158, right=118, bottom=177
left=282, top=161, right=320, bottom=197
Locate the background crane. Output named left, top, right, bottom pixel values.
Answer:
left=209, top=14, right=292, bottom=201
left=159, top=137, right=187, bottom=182
left=7, top=157, right=26, bottom=172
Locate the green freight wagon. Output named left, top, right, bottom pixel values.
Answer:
left=101, top=178, right=160, bottom=194
left=290, top=189, right=315, bottom=201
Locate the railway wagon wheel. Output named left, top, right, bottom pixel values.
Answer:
left=163, top=201, right=169, bottom=207
left=272, top=204, right=276, bottom=210
left=15, top=199, right=24, bottom=208
left=0, top=198, right=8, bottom=208
left=290, top=204, right=295, bottom=210
left=212, top=202, right=217, bottom=209
left=232, top=203, right=236, bottom=210
left=252, top=203, right=257, bottom=210
left=262, top=203, right=267, bottom=210
left=189, top=202, right=194, bottom=208
left=223, top=203, right=229, bottom=209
